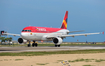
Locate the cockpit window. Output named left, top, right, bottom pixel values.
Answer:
left=22, top=30, right=31, bottom=32
left=25, top=30, right=27, bottom=32
left=22, top=30, right=24, bottom=32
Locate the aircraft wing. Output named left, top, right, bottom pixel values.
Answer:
left=2, top=33, right=20, bottom=36
left=61, top=32, right=101, bottom=37
left=47, top=32, right=102, bottom=38
left=68, top=30, right=84, bottom=33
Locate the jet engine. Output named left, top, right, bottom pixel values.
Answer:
left=18, top=38, right=27, bottom=44
left=53, top=37, right=63, bottom=45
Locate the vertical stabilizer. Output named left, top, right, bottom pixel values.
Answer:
left=61, top=11, right=68, bottom=29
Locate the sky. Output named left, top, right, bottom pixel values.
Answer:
left=0, top=0, right=105, bottom=42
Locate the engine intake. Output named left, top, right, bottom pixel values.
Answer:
left=18, top=38, right=23, bottom=43
left=53, top=37, right=63, bottom=45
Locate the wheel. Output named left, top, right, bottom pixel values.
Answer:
left=58, top=45, right=60, bottom=47
left=55, top=45, right=57, bottom=47
left=28, top=44, right=31, bottom=47
left=32, top=43, right=34, bottom=47
left=35, top=43, right=38, bottom=47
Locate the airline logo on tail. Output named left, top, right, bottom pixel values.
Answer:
left=61, top=11, right=68, bottom=29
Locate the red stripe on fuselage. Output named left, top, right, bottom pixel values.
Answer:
left=22, top=26, right=62, bottom=33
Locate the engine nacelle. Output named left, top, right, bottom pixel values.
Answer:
left=18, top=38, right=27, bottom=44
left=53, top=37, right=63, bottom=45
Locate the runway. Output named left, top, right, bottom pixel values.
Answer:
left=0, top=45, right=105, bottom=53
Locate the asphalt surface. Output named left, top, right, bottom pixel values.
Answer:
left=0, top=45, right=105, bottom=53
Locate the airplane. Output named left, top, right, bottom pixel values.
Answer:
left=1, top=11, right=104, bottom=47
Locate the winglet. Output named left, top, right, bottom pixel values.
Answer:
left=61, top=11, right=68, bottom=29
left=102, top=31, right=104, bottom=35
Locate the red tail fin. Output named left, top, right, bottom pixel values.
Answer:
left=61, top=11, right=68, bottom=29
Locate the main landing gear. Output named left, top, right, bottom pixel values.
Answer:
left=27, top=41, right=38, bottom=47
left=32, top=41, right=38, bottom=47
left=55, top=45, right=60, bottom=47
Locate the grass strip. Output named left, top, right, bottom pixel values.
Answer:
left=95, top=59, right=105, bottom=62
left=0, top=43, right=105, bottom=47
left=36, top=63, right=49, bottom=65
left=83, top=65, right=93, bottom=66
left=15, top=59, right=24, bottom=61
left=0, top=49, right=105, bottom=56
left=68, top=58, right=105, bottom=63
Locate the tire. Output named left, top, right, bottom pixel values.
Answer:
left=32, top=43, right=34, bottom=47
left=35, top=43, right=37, bottom=47
left=58, top=45, right=60, bottom=47
left=55, top=45, right=57, bottom=47
left=28, top=44, right=31, bottom=47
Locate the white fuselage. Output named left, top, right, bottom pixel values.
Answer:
left=21, top=29, right=69, bottom=41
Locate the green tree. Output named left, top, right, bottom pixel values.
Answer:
left=0, top=37, right=12, bottom=44
left=0, top=37, right=6, bottom=44
left=5, top=37, right=12, bottom=43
